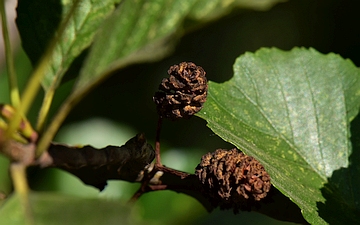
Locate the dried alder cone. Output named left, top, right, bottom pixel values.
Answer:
left=153, top=62, right=208, bottom=120
left=196, top=148, right=271, bottom=212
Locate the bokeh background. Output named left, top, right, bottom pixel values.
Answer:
left=1, top=0, right=359, bottom=224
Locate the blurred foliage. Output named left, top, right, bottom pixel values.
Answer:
left=0, top=192, right=138, bottom=225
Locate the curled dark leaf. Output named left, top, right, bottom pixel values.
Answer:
left=40, top=133, right=155, bottom=190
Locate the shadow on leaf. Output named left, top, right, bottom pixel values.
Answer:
left=317, top=113, right=360, bottom=224
left=16, top=0, right=63, bottom=65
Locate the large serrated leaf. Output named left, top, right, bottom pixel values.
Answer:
left=16, top=0, right=120, bottom=90
left=16, top=0, right=286, bottom=94
left=198, top=47, right=360, bottom=224
left=73, top=0, right=285, bottom=95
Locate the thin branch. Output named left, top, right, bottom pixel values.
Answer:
left=36, top=88, right=55, bottom=133
left=0, top=0, right=21, bottom=107
left=155, top=116, right=162, bottom=167
left=35, top=94, right=75, bottom=157
left=39, top=133, right=155, bottom=190
left=10, top=163, right=34, bottom=225
left=0, top=132, right=308, bottom=224
left=6, top=0, right=81, bottom=150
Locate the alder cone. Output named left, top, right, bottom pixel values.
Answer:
left=153, top=62, right=208, bottom=120
left=195, top=148, right=271, bottom=212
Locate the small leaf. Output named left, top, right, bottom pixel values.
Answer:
left=0, top=192, right=135, bottom=225
left=198, top=47, right=360, bottom=224
left=16, top=0, right=120, bottom=90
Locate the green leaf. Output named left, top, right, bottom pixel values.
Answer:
left=188, top=0, right=287, bottom=20
left=73, top=0, right=285, bottom=94
left=16, top=0, right=285, bottom=93
left=0, top=192, right=135, bottom=225
left=198, top=47, right=360, bottom=224
left=16, top=0, right=120, bottom=90
left=0, top=155, right=11, bottom=196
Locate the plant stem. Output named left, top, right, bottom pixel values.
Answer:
left=10, top=163, right=34, bottom=225
left=5, top=0, right=80, bottom=142
left=35, top=51, right=125, bottom=157
left=155, top=117, right=162, bottom=167
left=36, top=88, right=55, bottom=132
left=35, top=63, right=118, bottom=157
left=0, top=0, right=21, bottom=107
left=35, top=93, right=77, bottom=157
